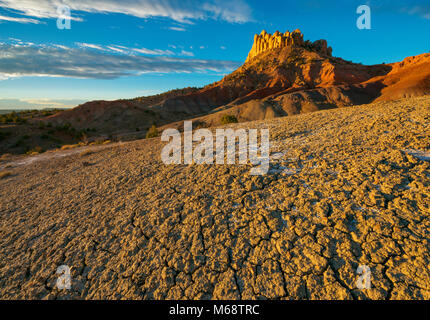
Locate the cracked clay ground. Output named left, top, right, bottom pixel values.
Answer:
left=0, top=96, right=429, bottom=300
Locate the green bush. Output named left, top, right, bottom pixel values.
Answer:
left=146, top=124, right=159, bottom=139
left=220, top=115, right=238, bottom=125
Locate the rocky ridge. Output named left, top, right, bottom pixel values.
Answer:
left=35, top=29, right=430, bottom=145
left=246, top=29, right=332, bottom=62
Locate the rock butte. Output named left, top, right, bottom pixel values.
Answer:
left=246, top=29, right=333, bottom=63
left=28, top=28, right=430, bottom=144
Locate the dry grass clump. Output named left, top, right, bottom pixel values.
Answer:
left=221, top=114, right=238, bottom=125
left=89, top=139, right=111, bottom=146
left=61, top=144, right=80, bottom=150
left=146, top=125, right=159, bottom=139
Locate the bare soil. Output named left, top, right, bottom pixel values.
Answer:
left=0, top=96, right=429, bottom=300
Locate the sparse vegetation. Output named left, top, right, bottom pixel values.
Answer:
left=193, top=121, right=208, bottom=129
left=221, top=114, right=238, bottom=125
left=60, top=144, right=80, bottom=150
left=0, top=112, right=26, bottom=124
left=133, top=87, right=201, bottom=106
left=146, top=125, right=159, bottom=139
left=26, top=146, right=44, bottom=155
left=0, top=109, right=63, bottom=124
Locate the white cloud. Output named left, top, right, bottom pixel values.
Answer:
left=202, top=0, right=252, bottom=23
left=0, top=42, right=240, bottom=80
left=0, top=98, right=86, bottom=109
left=77, top=42, right=176, bottom=56
left=106, top=46, right=128, bottom=53
left=0, top=14, right=42, bottom=24
left=0, top=0, right=252, bottom=24
left=180, top=50, right=194, bottom=57
left=77, top=43, right=106, bottom=51
left=169, top=26, right=187, bottom=32
left=133, top=47, right=174, bottom=56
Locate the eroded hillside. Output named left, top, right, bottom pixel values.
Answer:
left=38, top=30, right=430, bottom=141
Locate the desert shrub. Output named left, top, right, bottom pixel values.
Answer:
left=193, top=121, right=208, bottom=129
left=0, top=112, right=26, bottom=124
left=146, top=125, right=159, bottom=139
left=220, top=115, right=238, bottom=125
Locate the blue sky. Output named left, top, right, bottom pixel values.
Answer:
left=0, top=0, right=429, bottom=109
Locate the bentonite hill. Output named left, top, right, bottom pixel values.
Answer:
left=0, top=29, right=429, bottom=300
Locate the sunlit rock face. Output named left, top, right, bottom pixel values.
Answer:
left=245, top=29, right=332, bottom=62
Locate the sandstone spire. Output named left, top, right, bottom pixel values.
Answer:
left=245, top=29, right=332, bottom=63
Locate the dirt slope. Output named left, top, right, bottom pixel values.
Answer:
left=0, top=96, right=429, bottom=300
left=371, top=54, right=430, bottom=101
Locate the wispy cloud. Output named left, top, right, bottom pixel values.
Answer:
left=180, top=50, right=194, bottom=57
left=77, top=43, right=107, bottom=51
left=403, top=4, right=430, bottom=19
left=76, top=42, right=177, bottom=56
left=365, top=0, right=430, bottom=19
left=0, top=42, right=240, bottom=80
left=0, top=14, right=42, bottom=24
left=0, top=98, right=86, bottom=109
left=0, top=0, right=252, bottom=24
left=133, top=47, right=174, bottom=56
left=168, top=26, right=187, bottom=32
left=106, top=45, right=128, bottom=54
left=298, top=0, right=430, bottom=19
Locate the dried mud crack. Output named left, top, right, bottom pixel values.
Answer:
left=0, top=97, right=429, bottom=300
